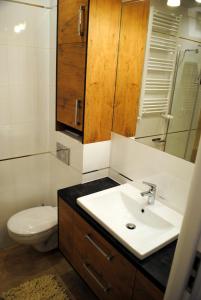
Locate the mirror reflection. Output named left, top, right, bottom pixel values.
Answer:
left=135, top=3, right=201, bottom=163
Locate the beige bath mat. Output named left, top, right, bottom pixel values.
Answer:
left=1, top=274, right=74, bottom=300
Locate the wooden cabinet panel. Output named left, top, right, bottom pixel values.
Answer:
left=113, top=0, right=150, bottom=137
left=133, top=271, right=163, bottom=300
left=58, top=0, right=89, bottom=45
left=73, top=212, right=135, bottom=300
left=57, top=43, right=86, bottom=131
left=58, top=198, right=74, bottom=262
left=57, top=0, right=121, bottom=142
left=83, top=0, right=121, bottom=143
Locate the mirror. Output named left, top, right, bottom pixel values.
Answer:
left=134, top=1, right=201, bottom=163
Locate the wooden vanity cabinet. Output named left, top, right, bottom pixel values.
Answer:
left=58, top=199, right=75, bottom=263
left=57, top=0, right=121, bottom=143
left=133, top=271, right=163, bottom=300
left=59, top=197, right=164, bottom=300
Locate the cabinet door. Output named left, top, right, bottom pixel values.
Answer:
left=112, top=0, right=150, bottom=137
left=58, top=198, right=74, bottom=263
left=58, top=0, right=89, bottom=45
left=133, top=271, right=164, bottom=300
left=57, top=43, right=86, bottom=131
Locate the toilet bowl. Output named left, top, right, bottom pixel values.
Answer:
left=7, top=206, right=58, bottom=252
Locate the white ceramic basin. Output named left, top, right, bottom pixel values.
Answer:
left=77, top=183, right=183, bottom=259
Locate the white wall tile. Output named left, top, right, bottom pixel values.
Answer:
left=50, top=0, right=57, bottom=8
left=0, top=3, right=9, bottom=45
left=0, top=85, right=10, bottom=126
left=0, top=123, right=49, bottom=160
left=49, top=7, right=57, bottom=49
left=47, top=154, right=82, bottom=206
left=34, top=10, right=50, bottom=49
left=0, top=2, right=50, bottom=160
left=83, top=141, right=111, bottom=173
left=8, top=46, right=36, bottom=84
left=0, top=46, right=8, bottom=84
left=9, top=84, right=36, bottom=124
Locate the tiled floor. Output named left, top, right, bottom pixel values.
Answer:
left=0, top=245, right=97, bottom=300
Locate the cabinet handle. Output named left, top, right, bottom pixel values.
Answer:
left=78, top=5, right=85, bottom=36
left=75, top=99, right=82, bottom=126
left=85, top=234, right=113, bottom=261
left=83, top=263, right=110, bottom=293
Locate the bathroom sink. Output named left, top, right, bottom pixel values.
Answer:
left=77, top=183, right=183, bottom=259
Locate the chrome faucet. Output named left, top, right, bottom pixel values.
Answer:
left=140, top=181, right=157, bottom=205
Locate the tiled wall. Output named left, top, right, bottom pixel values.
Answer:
left=0, top=1, right=50, bottom=159
left=0, top=0, right=81, bottom=249
left=0, top=0, right=50, bottom=248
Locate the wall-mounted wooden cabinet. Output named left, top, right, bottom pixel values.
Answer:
left=58, top=198, right=164, bottom=300
left=57, top=0, right=121, bottom=143
left=112, top=0, right=150, bottom=137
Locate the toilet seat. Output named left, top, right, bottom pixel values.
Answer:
left=7, top=206, right=57, bottom=236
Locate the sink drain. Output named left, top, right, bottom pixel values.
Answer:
left=126, top=223, right=136, bottom=230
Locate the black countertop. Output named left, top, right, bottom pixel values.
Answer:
left=58, top=177, right=176, bottom=292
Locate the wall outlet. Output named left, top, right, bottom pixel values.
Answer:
left=56, top=142, right=70, bottom=165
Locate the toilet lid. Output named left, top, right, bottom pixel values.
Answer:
left=7, top=206, right=58, bottom=235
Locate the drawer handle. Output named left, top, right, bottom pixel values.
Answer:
left=85, top=234, right=113, bottom=261
left=78, top=5, right=85, bottom=37
left=75, top=99, right=82, bottom=126
left=83, top=263, right=110, bottom=293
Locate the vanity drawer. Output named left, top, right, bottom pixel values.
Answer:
left=73, top=212, right=136, bottom=300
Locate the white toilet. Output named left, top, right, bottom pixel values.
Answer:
left=7, top=206, right=58, bottom=252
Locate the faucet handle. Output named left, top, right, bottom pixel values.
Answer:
left=142, top=181, right=156, bottom=191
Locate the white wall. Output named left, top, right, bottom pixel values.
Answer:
left=0, top=0, right=82, bottom=249
left=110, top=133, right=194, bottom=214
left=0, top=1, right=50, bottom=159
